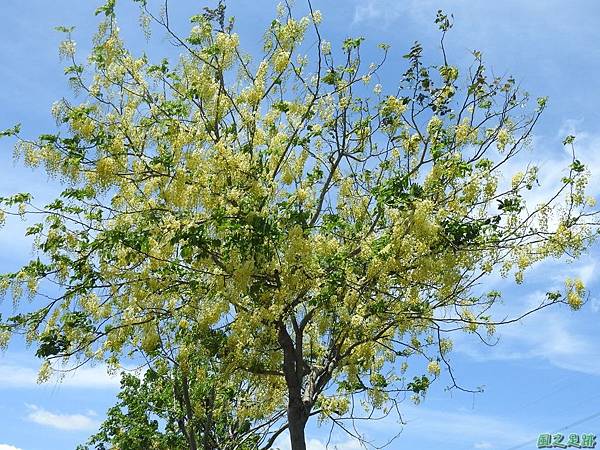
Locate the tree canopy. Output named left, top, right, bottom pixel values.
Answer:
left=0, top=1, right=597, bottom=449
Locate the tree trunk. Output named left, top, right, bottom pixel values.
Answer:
left=278, top=324, right=309, bottom=450
left=174, top=374, right=198, bottom=450
left=287, top=396, right=308, bottom=450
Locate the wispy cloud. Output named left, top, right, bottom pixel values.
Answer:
left=0, top=359, right=120, bottom=389
left=457, top=284, right=600, bottom=375
left=274, top=405, right=533, bottom=450
left=307, top=439, right=362, bottom=450
left=397, top=406, right=535, bottom=448
left=487, top=125, right=600, bottom=237
left=474, top=442, right=494, bottom=449
left=351, top=0, right=575, bottom=41
left=450, top=118, right=600, bottom=375
left=557, top=121, right=600, bottom=194
left=352, top=0, right=434, bottom=26
left=274, top=436, right=361, bottom=450
left=26, top=404, right=99, bottom=431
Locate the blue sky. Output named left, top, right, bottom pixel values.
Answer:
left=1, top=1, right=600, bottom=449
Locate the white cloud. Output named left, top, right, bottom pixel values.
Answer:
left=501, top=125, right=600, bottom=227
left=0, top=359, right=120, bottom=389
left=25, top=404, right=99, bottom=431
left=456, top=284, right=600, bottom=375
left=273, top=405, right=534, bottom=449
left=448, top=120, right=600, bottom=372
left=483, top=125, right=600, bottom=239
left=51, top=365, right=122, bottom=389
left=274, top=436, right=361, bottom=450
left=557, top=122, right=600, bottom=194
left=352, top=0, right=436, bottom=26
left=398, top=406, right=534, bottom=447
left=307, top=439, right=362, bottom=450
left=0, top=445, right=23, bottom=450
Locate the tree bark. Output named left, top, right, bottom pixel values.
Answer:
left=287, top=396, right=308, bottom=450
left=278, top=324, right=309, bottom=450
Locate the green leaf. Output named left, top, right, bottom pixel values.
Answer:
left=322, top=69, right=339, bottom=85
left=0, top=123, right=21, bottom=138
left=25, top=224, right=44, bottom=236
left=435, top=10, right=453, bottom=31
left=55, top=26, right=75, bottom=33
left=407, top=375, right=430, bottom=394
left=95, top=0, right=116, bottom=17
left=342, top=37, right=364, bottom=51
left=570, top=159, right=585, bottom=173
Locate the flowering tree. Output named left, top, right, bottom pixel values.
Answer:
left=0, top=1, right=597, bottom=449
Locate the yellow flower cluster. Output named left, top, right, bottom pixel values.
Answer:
left=454, top=119, right=477, bottom=145
left=565, top=277, right=586, bottom=310
left=427, top=360, right=441, bottom=377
